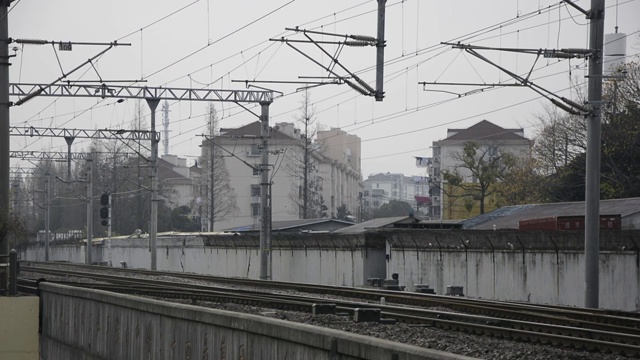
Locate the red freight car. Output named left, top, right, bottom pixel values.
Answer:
left=518, top=215, right=621, bottom=231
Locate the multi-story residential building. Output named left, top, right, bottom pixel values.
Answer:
left=363, top=173, right=429, bottom=213
left=315, top=128, right=363, bottom=219
left=426, top=120, right=532, bottom=220
left=203, top=122, right=363, bottom=231
left=158, top=155, right=195, bottom=208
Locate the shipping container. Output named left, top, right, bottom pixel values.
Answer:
left=518, top=215, right=621, bottom=231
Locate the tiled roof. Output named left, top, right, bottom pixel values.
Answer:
left=220, top=121, right=298, bottom=141
left=444, top=120, right=528, bottom=142
left=157, top=158, right=189, bottom=182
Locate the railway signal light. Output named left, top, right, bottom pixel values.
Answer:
left=100, top=193, right=110, bottom=226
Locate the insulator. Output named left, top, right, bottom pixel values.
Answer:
left=562, top=48, right=593, bottom=55
left=551, top=99, right=581, bottom=116
left=350, top=34, right=377, bottom=42
left=344, top=41, right=370, bottom=47
left=15, top=39, right=48, bottom=45
left=561, top=97, right=589, bottom=113
left=553, top=53, right=577, bottom=59
left=354, top=77, right=375, bottom=94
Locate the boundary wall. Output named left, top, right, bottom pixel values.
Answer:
left=20, top=230, right=640, bottom=311
left=39, top=282, right=476, bottom=360
left=383, top=230, right=640, bottom=311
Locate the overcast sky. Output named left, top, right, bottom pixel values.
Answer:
left=8, top=0, right=640, bottom=178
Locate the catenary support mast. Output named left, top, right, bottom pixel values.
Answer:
left=584, top=0, right=605, bottom=309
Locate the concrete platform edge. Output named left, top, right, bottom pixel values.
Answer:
left=40, top=282, right=477, bottom=360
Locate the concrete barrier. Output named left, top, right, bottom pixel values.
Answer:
left=39, top=283, right=477, bottom=360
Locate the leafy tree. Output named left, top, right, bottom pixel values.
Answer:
left=537, top=60, right=640, bottom=201
left=335, top=204, right=352, bottom=221
left=497, top=156, right=546, bottom=206
left=442, top=141, right=517, bottom=214
left=372, top=200, right=414, bottom=219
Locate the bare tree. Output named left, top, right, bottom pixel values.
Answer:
left=285, top=90, right=326, bottom=219
left=532, top=104, right=586, bottom=176
left=199, top=103, right=238, bottom=231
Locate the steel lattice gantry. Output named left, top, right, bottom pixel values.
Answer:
left=10, top=83, right=274, bottom=104
left=8, top=83, right=274, bottom=278
left=9, top=126, right=160, bottom=142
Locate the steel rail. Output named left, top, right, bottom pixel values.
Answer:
left=19, top=266, right=640, bottom=356
left=21, top=261, right=640, bottom=329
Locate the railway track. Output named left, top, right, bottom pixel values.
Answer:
left=19, top=262, right=640, bottom=356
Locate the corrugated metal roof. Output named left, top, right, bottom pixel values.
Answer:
left=332, top=216, right=410, bottom=234
left=223, top=218, right=354, bottom=232
left=463, top=198, right=640, bottom=230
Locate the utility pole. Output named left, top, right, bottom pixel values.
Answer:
left=44, top=173, right=50, bottom=261
left=209, top=138, right=215, bottom=232
left=147, top=98, right=160, bottom=271
left=584, top=0, right=605, bottom=309
left=0, top=1, right=13, bottom=268
left=375, top=0, right=386, bottom=101
left=64, top=137, right=75, bottom=180
left=259, top=101, right=271, bottom=280
left=86, top=159, right=93, bottom=265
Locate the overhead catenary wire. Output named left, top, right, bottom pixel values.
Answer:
left=15, top=0, right=639, bottom=167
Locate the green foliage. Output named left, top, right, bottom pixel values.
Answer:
left=442, top=141, right=518, bottom=214
left=0, top=211, right=28, bottom=248
left=335, top=204, right=352, bottom=221
left=372, top=200, right=414, bottom=219
left=539, top=60, right=640, bottom=201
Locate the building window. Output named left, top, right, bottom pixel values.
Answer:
left=376, top=183, right=379, bottom=188
left=251, top=184, right=260, bottom=197
left=252, top=167, right=260, bottom=176
left=251, top=204, right=260, bottom=217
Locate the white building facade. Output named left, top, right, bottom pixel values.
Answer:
left=425, top=120, right=532, bottom=220
left=204, top=122, right=363, bottom=231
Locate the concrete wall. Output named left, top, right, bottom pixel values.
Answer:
left=21, top=233, right=375, bottom=287
left=384, top=229, right=640, bottom=311
left=0, top=296, right=39, bottom=360
left=21, top=229, right=640, bottom=311
left=39, top=283, right=474, bottom=360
